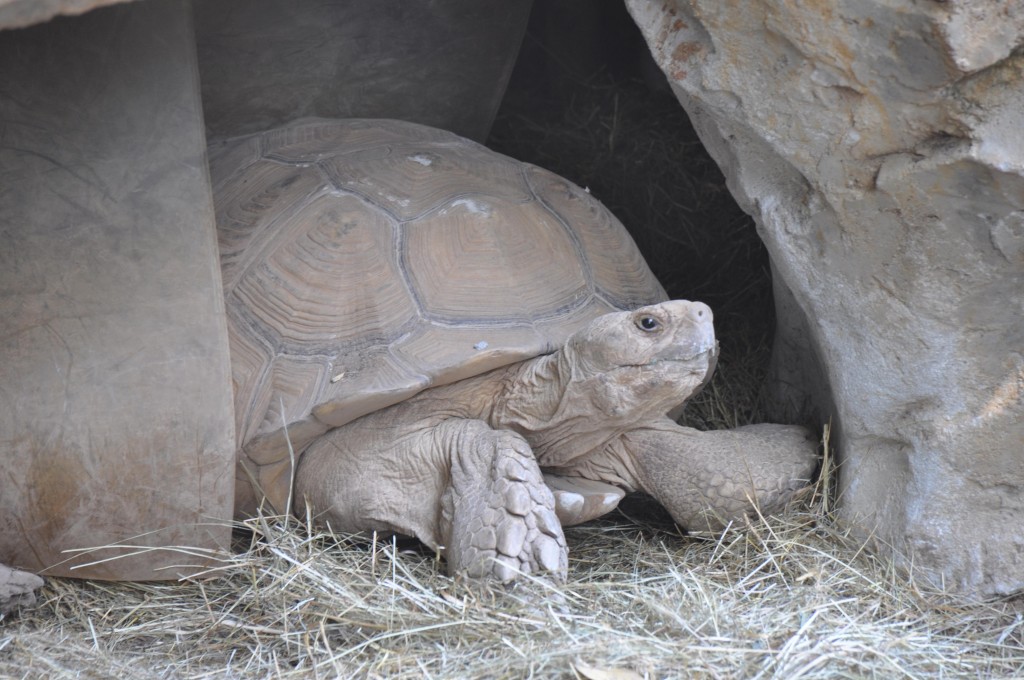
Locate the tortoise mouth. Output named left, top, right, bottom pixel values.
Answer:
left=641, top=339, right=719, bottom=367
left=614, top=342, right=718, bottom=376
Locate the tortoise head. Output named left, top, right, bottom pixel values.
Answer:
left=562, top=300, right=718, bottom=418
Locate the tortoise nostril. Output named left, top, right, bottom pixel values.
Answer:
left=690, top=302, right=713, bottom=323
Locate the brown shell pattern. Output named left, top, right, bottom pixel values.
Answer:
left=210, top=118, right=665, bottom=511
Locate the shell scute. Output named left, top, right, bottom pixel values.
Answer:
left=404, top=195, right=589, bottom=324
left=258, top=118, right=460, bottom=164
left=525, top=165, right=664, bottom=309
left=217, top=162, right=326, bottom=290
left=318, top=142, right=531, bottom=221
left=230, top=192, right=413, bottom=350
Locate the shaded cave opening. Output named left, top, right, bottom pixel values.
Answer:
left=486, top=0, right=777, bottom=432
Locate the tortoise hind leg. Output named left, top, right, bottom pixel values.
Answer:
left=0, top=564, right=44, bottom=614
left=295, top=417, right=567, bottom=583
left=542, top=474, right=626, bottom=527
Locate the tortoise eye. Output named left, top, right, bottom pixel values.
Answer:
left=636, top=315, right=660, bottom=332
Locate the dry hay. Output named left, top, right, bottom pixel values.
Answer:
left=3, top=438, right=1022, bottom=680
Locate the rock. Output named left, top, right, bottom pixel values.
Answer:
left=193, top=0, right=532, bottom=143
left=626, top=0, right=1024, bottom=596
left=0, top=0, right=235, bottom=579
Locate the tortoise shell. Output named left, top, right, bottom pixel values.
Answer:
left=209, top=118, right=666, bottom=513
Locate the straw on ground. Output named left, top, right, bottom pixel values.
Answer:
left=3, top=465, right=1021, bottom=679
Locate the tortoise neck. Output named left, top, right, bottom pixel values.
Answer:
left=494, top=351, right=566, bottom=420
left=491, top=349, right=630, bottom=467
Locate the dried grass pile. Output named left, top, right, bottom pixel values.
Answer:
left=3, top=453, right=1022, bottom=678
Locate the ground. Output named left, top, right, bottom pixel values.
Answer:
left=4, top=482, right=1022, bottom=677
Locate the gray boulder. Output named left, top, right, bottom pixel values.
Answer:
left=626, top=0, right=1024, bottom=596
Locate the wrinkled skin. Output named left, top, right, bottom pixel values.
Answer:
left=296, top=300, right=817, bottom=582
left=0, top=564, right=44, bottom=614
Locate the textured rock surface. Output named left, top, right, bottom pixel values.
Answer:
left=627, top=0, right=1024, bottom=596
left=0, top=0, right=235, bottom=579
left=194, top=0, right=532, bottom=143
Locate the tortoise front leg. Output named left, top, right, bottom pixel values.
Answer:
left=439, top=420, right=567, bottom=582
left=619, top=418, right=818, bottom=530
left=296, top=417, right=567, bottom=583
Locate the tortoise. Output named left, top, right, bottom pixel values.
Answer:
left=211, top=118, right=817, bottom=582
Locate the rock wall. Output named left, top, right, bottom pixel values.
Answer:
left=0, top=0, right=236, bottom=579
left=626, top=0, right=1024, bottom=596
left=194, top=0, right=532, bottom=143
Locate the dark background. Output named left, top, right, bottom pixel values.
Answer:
left=487, top=0, right=775, bottom=429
